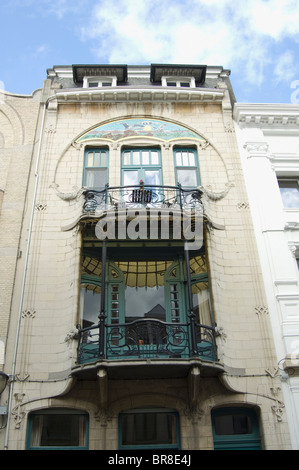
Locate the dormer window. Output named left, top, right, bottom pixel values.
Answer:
left=162, top=76, right=196, bottom=88
left=83, top=76, right=117, bottom=88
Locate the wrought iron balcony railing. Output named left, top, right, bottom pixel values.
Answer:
left=83, top=184, right=203, bottom=214
left=77, top=319, right=217, bottom=364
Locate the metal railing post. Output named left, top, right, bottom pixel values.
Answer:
left=184, top=243, right=198, bottom=356
left=98, top=241, right=107, bottom=358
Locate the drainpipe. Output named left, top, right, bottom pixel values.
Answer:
left=4, top=101, right=46, bottom=450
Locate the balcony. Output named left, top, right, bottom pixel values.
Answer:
left=82, top=184, right=203, bottom=214
left=77, top=319, right=216, bottom=363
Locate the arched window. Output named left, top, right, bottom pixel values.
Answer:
left=211, top=407, right=261, bottom=450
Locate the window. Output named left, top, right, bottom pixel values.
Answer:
left=161, top=76, right=195, bottom=88
left=83, top=148, right=108, bottom=189
left=174, top=148, right=199, bottom=188
left=83, top=76, right=117, bottom=88
left=278, top=178, right=299, bottom=208
left=26, top=409, right=89, bottom=450
left=122, top=148, right=162, bottom=187
left=211, top=408, right=261, bottom=450
left=119, top=409, right=180, bottom=449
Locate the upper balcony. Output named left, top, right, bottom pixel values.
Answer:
left=82, top=183, right=204, bottom=215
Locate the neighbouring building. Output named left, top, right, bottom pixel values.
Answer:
left=0, top=64, right=293, bottom=450
left=234, top=103, right=299, bottom=450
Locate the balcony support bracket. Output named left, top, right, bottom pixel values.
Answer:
left=97, top=368, right=108, bottom=410
left=188, top=365, right=201, bottom=409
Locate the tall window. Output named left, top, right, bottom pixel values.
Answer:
left=122, top=148, right=162, bottom=187
left=83, top=148, right=108, bottom=189
left=174, top=148, right=199, bottom=188
left=211, top=407, right=261, bottom=450
left=26, top=409, right=89, bottom=450
left=278, top=177, right=299, bottom=208
left=119, top=408, right=180, bottom=449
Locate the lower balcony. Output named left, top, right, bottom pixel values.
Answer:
left=73, top=318, right=223, bottom=380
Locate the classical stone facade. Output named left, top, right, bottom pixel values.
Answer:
left=234, top=103, right=299, bottom=450
left=0, top=65, right=292, bottom=450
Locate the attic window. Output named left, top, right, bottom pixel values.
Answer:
left=162, top=76, right=195, bottom=88
left=83, top=76, right=117, bottom=88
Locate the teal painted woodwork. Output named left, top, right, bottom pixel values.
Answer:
left=211, top=407, right=262, bottom=450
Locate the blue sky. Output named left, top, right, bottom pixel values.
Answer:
left=1, top=0, right=299, bottom=103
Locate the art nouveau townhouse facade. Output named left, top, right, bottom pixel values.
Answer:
left=0, top=64, right=292, bottom=450
left=234, top=103, right=299, bottom=450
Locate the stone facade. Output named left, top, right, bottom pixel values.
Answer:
left=0, top=65, right=292, bottom=450
left=234, top=103, right=299, bottom=450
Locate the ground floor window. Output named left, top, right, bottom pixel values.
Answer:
left=119, top=408, right=180, bottom=449
left=211, top=407, right=261, bottom=450
left=26, top=409, right=89, bottom=450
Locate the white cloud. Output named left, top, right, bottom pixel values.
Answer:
left=80, top=0, right=299, bottom=87
left=274, top=51, right=297, bottom=84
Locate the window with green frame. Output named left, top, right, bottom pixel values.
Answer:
left=122, top=148, right=162, bottom=187
left=119, top=408, right=180, bottom=449
left=83, top=148, right=109, bottom=189
left=26, top=409, right=89, bottom=450
left=173, top=148, right=200, bottom=188
left=211, top=407, right=261, bottom=450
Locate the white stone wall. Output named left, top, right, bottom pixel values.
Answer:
left=234, top=103, right=299, bottom=449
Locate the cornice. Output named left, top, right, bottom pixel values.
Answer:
left=233, top=103, right=299, bottom=129
left=49, top=86, right=224, bottom=105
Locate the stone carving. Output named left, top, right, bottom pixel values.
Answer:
left=255, top=306, right=269, bottom=316
left=200, top=182, right=234, bottom=201
left=50, top=183, right=85, bottom=201
left=22, top=309, right=36, bottom=319
left=184, top=406, right=204, bottom=424
left=11, top=393, right=26, bottom=429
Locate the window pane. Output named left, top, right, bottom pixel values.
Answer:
left=100, top=152, right=107, bottom=167
left=31, top=414, right=87, bottom=447
left=122, top=412, right=177, bottom=446
left=81, top=287, right=101, bottom=326
left=142, top=151, right=149, bottom=165
left=180, top=82, right=190, bottom=87
left=279, top=180, right=299, bottom=208
left=94, top=151, right=101, bottom=167
left=176, top=152, right=182, bottom=166
left=85, top=168, right=107, bottom=188
left=151, top=151, right=159, bottom=165
left=87, top=152, right=94, bottom=167
left=123, top=170, right=139, bottom=186
left=144, top=170, right=160, bottom=185
left=133, top=151, right=140, bottom=165
left=123, top=151, right=131, bottom=166
left=182, top=152, right=189, bottom=166
left=214, top=414, right=252, bottom=435
left=188, top=152, right=195, bottom=166
left=177, top=169, right=197, bottom=187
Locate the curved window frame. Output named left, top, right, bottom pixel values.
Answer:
left=83, top=147, right=109, bottom=189
left=211, top=407, right=261, bottom=450
left=118, top=408, right=180, bottom=450
left=26, top=408, right=89, bottom=450
left=173, top=147, right=200, bottom=189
